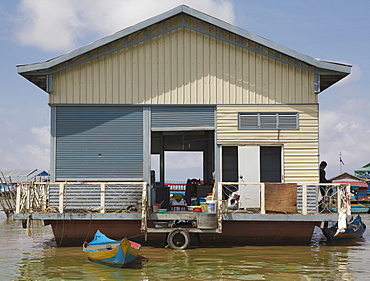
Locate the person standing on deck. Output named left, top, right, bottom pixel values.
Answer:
left=319, top=161, right=332, bottom=212
left=319, top=161, right=332, bottom=184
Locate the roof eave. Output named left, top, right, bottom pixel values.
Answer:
left=16, top=4, right=352, bottom=93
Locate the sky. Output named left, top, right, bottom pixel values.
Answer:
left=0, top=0, right=369, bottom=180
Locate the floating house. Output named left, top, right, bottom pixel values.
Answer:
left=15, top=5, right=352, bottom=247
left=330, top=172, right=370, bottom=213
left=355, top=163, right=370, bottom=182
left=0, top=169, right=49, bottom=184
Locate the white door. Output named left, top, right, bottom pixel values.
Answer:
left=238, top=146, right=261, bottom=208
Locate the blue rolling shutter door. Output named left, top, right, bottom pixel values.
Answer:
left=55, top=106, right=143, bottom=180
left=151, top=106, right=215, bottom=129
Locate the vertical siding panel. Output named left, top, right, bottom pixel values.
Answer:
left=197, top=32, right=204, bottom=104
left=111, top=52, right=119, bottom=103
left=92, top=60, right=99, bottom=103
left=268, top=58, right=276, bottom=104
left=138, top=42, right=145, bottom=104
left=190, top=29, right=197, bottom=104
left=203, top=33, right=210, bottom=104
left=105, top=54, right=113, bottom=104
left=215, top=40, right=224, bottom=103
left=262, top=55, right=269, bottom=104
left=255, top=53, right=262, bottom=104
left=223, top=41, right=230, bottom=104
left=308, top=72, right=315, bottom=103
left=281, top=62, right=288, bottom=104
left=132, top=46, right=139, bottom=104
left=145, top=41, right=152, bottom=104
left=177, top=29, right=184, bottom=104
left=249, top=51, right=256, bottom=104
left=51, top=73, right=58, bottom=103
left=163, top=34, right=171, bottom=103
left=99, top=57, right=106, bottom=104
left=235, top=46, right=243, bottom=104
left=151, top=39, right=158, bottom=104
left=171, top=31, right=178, bottom=104
left=229, top=43, right=236, bottom=104
left=301, top=70, right=309, bottom=104
left=86, top=61, right=95, bottom=103
left=242, top=49, right=249, bottom=104
left=288, top=64, right=295, bottom=103
left=184, top=29, right=191, bottom=103
left=79, top=65, right=86, bottom=103
left=275, top=60, right=282, bottom=104
left=209, top=36, right=217, bottom=104
left=73, top=66, right=79, bottom=103
left=57, top=71, right=64, bottom=104
left=295, top=68, right=302, bottom=103
left=158, top=35, right=165, bottom=104
left=216, top=39, right=223, bottom=104
left=125, top=48, right=132, bottom=104
left=119, top=49, right=125, bottom=104
left=65, top=68, right=72, bottom=103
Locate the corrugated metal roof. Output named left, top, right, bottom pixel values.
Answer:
left=0, top=169, right=49, bottom=183
left=355, top=163, right=370, bottom=172
left=16, top=5, right=351, bottom=93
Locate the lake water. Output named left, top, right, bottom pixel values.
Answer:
left=1, top=212, right=370, bottom=280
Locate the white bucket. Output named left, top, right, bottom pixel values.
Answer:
left=206, top=200, right=217, bottom=213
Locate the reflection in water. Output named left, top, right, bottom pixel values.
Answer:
left=1, top=212, right=370, bottom=280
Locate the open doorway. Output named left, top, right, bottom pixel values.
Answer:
left=165, top=151, right=203, bottom=182
left=151, top=152, right=203, bottom=183
left=151, top=130, right=214, bottom=185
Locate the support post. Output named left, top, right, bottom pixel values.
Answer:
left=100, top=183, right=106, bottom=213
left=260, top=183, right=266, bottom=214
left=59, top=183, right=65, bottom=213
left=26, top=183, right=30, bottom=210
left=141, top=182, right=148, bottom=240
left=16, top=183, right=21, bottom=213
left=217, top=181, right=223, bottom=233
left=41, top=183, right=48, bottom=210
left=337, top=184, right=341, bottom=213
left=302, top=184, right=307, bottom=215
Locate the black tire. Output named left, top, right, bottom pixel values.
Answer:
left=167, top=228, right=190, bottom=250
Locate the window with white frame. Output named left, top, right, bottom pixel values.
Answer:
left=238, top=112, right=298, bottom=129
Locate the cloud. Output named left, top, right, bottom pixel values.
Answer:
left=30, top=125, right=50, bottom=146
left=0, top=124, right=50, bottom=171
left=336, top=64, right=362, bottom=86
left=319, top=98, right=370, bottom=177
left=15, top=0, right=235, bottom=52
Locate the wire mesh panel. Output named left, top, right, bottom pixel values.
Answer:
left=48, top=182, right=143, bottom=213
left=104, top=183, right=142, bottom=212
left=297, top=185, right=318, bottom=214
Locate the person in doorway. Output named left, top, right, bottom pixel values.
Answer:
left=319, top=161, right=332, bottom=212
left=319, top=161, right=332, bottom=184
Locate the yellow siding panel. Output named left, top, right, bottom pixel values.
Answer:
left=217, top=104, right=319, bottom=182
left=50, top=27, right=317, bottom=106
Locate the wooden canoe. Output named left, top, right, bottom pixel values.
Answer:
left=83, top=230, right=141, bottom=267
left=322, top=215, right=366, bottom=241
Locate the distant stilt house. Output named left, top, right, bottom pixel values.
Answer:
left=355, top=163, right=370, bottom=182
left=0, top=169, right=49, bottom=186
left=0, top=169, right=49, bottom=217
left=330, top=172, right=370, bottom=202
